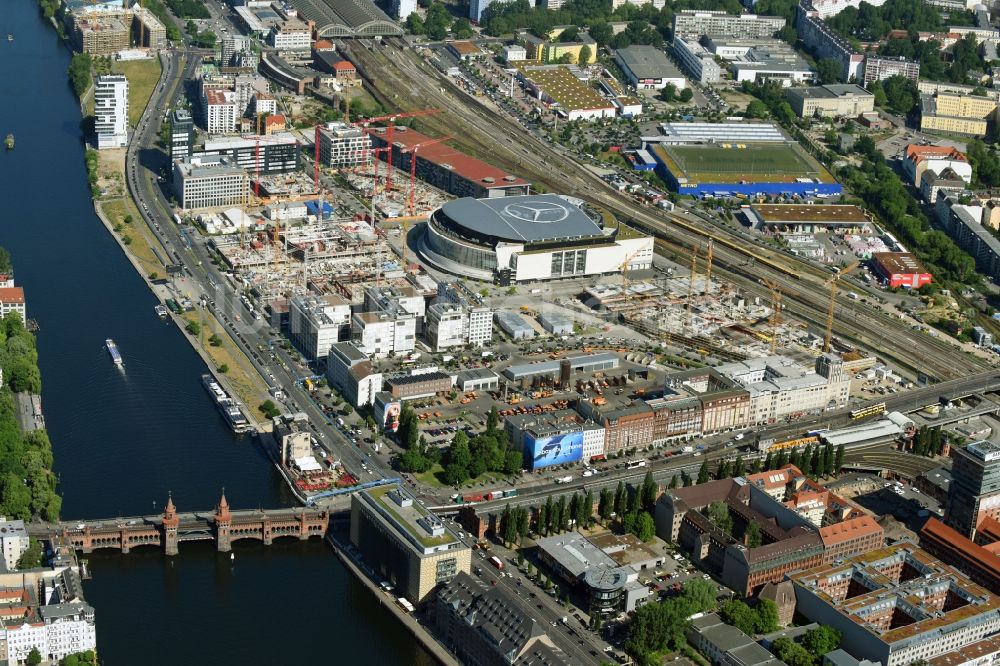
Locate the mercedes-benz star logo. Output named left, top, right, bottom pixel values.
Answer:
left=503, top=202, right=569, bottom=224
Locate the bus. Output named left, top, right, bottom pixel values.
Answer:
left=626, top=459, right=647, bottom=470
left=488, top=556, right=504, bottom=571
left=851, top=402, right=887, bottom=420
left=396, top=597, right=415, bottom=613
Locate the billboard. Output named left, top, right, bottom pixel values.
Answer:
left=374, top=396, right=401, bottom=432
left=526, top=430, right=583, bottom=469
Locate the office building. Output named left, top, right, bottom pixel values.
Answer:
left=289, top=294, right=351, bottom=362
left=197, top=133, right=300, bottom=175
left=920, top=517, right=1000, bottom=594
left=946, top=440, right=1000, bottom=538
left=351, top=485, right=471, bottom=603
left=203, top=88, right=239, bottom=134
left=94, top=74, right=129, bottom=149
left=352, top=311, right=416, bottom=357
left=269, top=18, right=311, bottom=50
left=714, top=354, right=851, bottom=426
left=327, top=341, right=382, bottom=407
left=672, top=10, right=786, bottom=39
left=705, top=37, right=816, bottom=86
left=790, top=544, right=1000, bottom=666
left=435, top=572, right=570, bottom=666
left=0, top=519, right=29, bottom=571
left=170, top=109, right=195, bottom=161
left=173, top=155, right=249, bottom=210
left=787, top=84, right=874, bottom=118
left=535, top=532, right=652, bottom=613
left=317, top=122, right=371, bottom=168
left=502, top=44, right=527, bottom=62
left=614, top=46, right=686, bottom=90
left=221, top=34, right=252, bottom=66
left=921, top=93, right=997, bottom=136
left=131, top=6, right=166, bottom=49
left=863, top=55, right=919, bottom=85
left=425, top=303, right=467, bottom=351
left=673, top=37, right=722, bottom=84
left=70, top=13, right=130, bottom=55
left=392, top=0, right=417, bottom=18
left=437, top=282, right=492, bottom=347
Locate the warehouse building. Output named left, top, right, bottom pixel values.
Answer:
left=384, top=371, right=453, bottom=400
left=350, top=485, right=470, bottom=604
left=495, top=311, right=535, bottom=340
left=368, top=127, right=530, bottom=199
left=614, top=45, right=687, bottom=90
left=786, top=84, right=875, bottom=118
left=538, top=311, right=574, bottom=335
left=870, top=252, right=932, bottom=289
left=516, top=65, right=616, bottom=120
left=502, top=352, right=619, bottom=382
left=420, top=194, right=652, bottom=283
left=743, top=203, right=869, bottom=234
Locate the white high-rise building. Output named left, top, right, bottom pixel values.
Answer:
left=203, top=88, right=239, bottom=134
left=393, top=0, right=417, bottom=19
left=94, top=74, right=128, bottom=149
left=0, top=518, right=28, bottom=571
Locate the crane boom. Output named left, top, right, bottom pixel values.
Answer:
left=823, top=260, right=859, bottom=353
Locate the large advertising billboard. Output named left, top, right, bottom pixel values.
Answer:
left=526, top=430, right=583, bottom=469
left=374, top=396, right=401, bottom=432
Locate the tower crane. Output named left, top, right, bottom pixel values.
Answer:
left=403, top=135, right=452, bottom=215
left=687, top=247, right=699, bottom=330
left=703, top=239, right=714, bottom=297
left=824, top=260, right=859, bottom=353
left=354, top=109, right=439, bottom=191
left=761, top=279, right=782, bottom=354
left=619, top=246, right=645, bottom=304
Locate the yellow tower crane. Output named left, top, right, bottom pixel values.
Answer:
left=824, top=260, right=859, bottom=353
left=703, top=239, right=714, bottom=297
left=761, top=279, right=782, bottom=354
left=687, top=246, right=699, bottom=328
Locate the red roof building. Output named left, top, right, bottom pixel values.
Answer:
left=921, top=517, right=1000, bottom=594
left=871, top=252, right=933, bottom=289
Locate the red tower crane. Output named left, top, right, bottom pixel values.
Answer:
left=354, top=109, right=439, bottom=191
left=402, top=135, right=452, bottom=215
left=247, top=134, right=301, bottom=200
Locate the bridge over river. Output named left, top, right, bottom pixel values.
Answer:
left=29, top=493, right=329, bottom=555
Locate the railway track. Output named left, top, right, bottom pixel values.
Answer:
left=343, top=39, right=986, bottom=379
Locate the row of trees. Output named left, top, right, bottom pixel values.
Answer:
left=165, top=0, right=209, bottom=19
left=966, top=139, right=1000, bottom=188
left=826, top=0, right=953, bottom=42
left=624, top=578, right=718, bottom=664
left=68, top=54, right=91, bottom=99
left=772, top=627, right=842, bottom=666
left=0, top=312, right=60, bottom=522
left=911, top=426, right=945, bottom=457
left=406, top=3, right=466, bottom=41
left=879, top=34, right=984, bottom=85
left=142, top=0, right=183, bottom=41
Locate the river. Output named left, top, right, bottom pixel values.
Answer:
left=0, top=3, right=432, bottom=663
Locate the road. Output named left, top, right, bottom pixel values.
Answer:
left=122, top=47, right=390, bottom=503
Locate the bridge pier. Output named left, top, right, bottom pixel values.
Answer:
left=163, top=494, right=179, bottom=556
left=215, top=492, right=232, bottom=553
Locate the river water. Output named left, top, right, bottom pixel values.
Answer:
left=0, top=3, right=432, bottom=663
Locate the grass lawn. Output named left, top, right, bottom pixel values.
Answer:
left=183, top=312, right=271, bottom=419
left=416, top=463, right=507, bottom=490
left=98, top=198, right=166, bottom=279
left=114, top=59, right=162, bottom=126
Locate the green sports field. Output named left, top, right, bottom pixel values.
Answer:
left=653, top=143, right=836, bottom=184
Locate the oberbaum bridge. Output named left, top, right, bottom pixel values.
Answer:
left=31, top=492, right=330, bottom=555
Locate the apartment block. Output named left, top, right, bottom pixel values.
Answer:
left=202, top=88, right=239, bottom=134
left=863, top=55, right=919, bottom=85
left=94, top=74, right=129, bottom=149
left=131, top=6, right=166, bottom=49
left=71, top=13, right=130, bottom=55
left=672, top=10, right=785, bottom=39
left=317, top=122, right=372, bottom=168
left=920, top=93, right=997, bottom=136
left=288, top=294, right=351, bottom=362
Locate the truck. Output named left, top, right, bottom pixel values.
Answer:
left=681, top=446, right=694, bottom=453
left=485, top=489, right=519, bottom=501
left=555, top=476, right=573, bottom=484
left=489, top=556, right=504, bottom=570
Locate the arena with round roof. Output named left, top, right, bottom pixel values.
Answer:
left=419, top=194, right=654, bottom=283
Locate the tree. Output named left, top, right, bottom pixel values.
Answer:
left=185, top=320, right=201, bottom=336
left=746, top=99, right=769, bottom=119
left=578, top=44, right=592, bottom=65
left=538, top=499, right=550, bottom=535
left=659, top=83, right=677, bottom=103
left=486, top=405, right=500, bottom=433
left=707, top=500, right=732, bottom=535
left=669, top=474, right=679, bottom=489
left=452, top=17, right=473, bottom=38
left=589, top=21, right=613, bottom=46
left=424, top=2, right=451, bottom=40
left=745, top=521, right=763, bottom=548
left=258, top=400, right=280, bottom=419
left=802, top=626, right=842, bottom=658
left=557, top=495, right=570, bottom=531
left=635, top=512, right=655, bottom=541
left=640, top=471, right=658, bottom=511
left=679, top=88, right=693, bottom=103
left=27, top=649, right=41, bottom=666
left=680, top=577, right=717, bottom=613
left=16, top=537, right=42, bottom=569
left=756, top=599, right=780, bottom=633
left=406, top=12, right=425, bottom=34
left=614, top=480, right=626, bottom=515
left=68, top=53, right=92, bottom=98
left=772, top=637, right=815, bottom=666
left=822, top=444, right=834, bottom=476
left=721, top=599, right=759, bottom=635
left=583, top=490, right=594, bottom=526
left=598, top=487, right=613, bottom=520
left=817, top=58, right=842, bottom=83
left=697, top=459, right=710, bottom=484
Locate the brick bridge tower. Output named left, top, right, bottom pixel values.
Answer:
left=162, top=493, right=179, bottom=556
left=215, top=490, right=232, bottom=553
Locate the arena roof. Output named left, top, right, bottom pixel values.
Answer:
left=290, top=0, right=402, bottom=37
left=440, top=195, right=604, bottom=244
